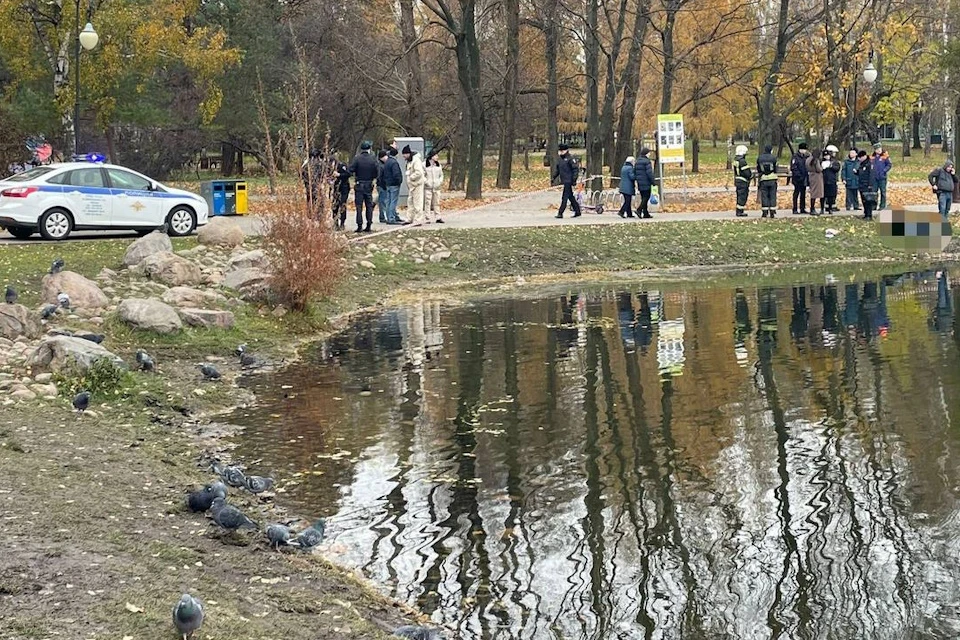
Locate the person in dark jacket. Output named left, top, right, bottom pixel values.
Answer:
left=634, top=148, right=655, bottom=218
left=756, top=145, right=779, bottom=218
left=618, top=157, right=636, bottom=218
left=872, top=144, right=892, bottom=210
left=789, top=142, right=809, bottom=214
left=376, top=150, right=389, bottom=223
left=855, top=150, right=878, bottom=221
left=552, top=144, right=581, bottom=218
left=822, top=146, right=841, bottom=214
left=301, top=149, right=323, bottom=207
left=381, top=150, right=404, bottom=224
left=842, top=149, right=860, bottom=210
left=928, top=160, right=957, bottom=221
left=348, top=141, right=379, bottom=232
left=332, top=157, right=351, bottom=230
left=733, top=144, right=752, bottom=217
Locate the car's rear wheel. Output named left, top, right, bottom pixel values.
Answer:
left=38, top=209, right=73, bottom=241
left=7, top=227, right=35, bottom=239
left=167, top=206, right=196, bottom=237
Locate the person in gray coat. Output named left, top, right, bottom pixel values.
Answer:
left=634, top=148, right=655, bottom=218
left=618, top=157, right=636, bottom=218
left=929, top=161, right=957, bottom=221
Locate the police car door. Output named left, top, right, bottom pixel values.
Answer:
left=106, top=168, right=161, bottom=227
left=62, top=167, right=112, bottom=226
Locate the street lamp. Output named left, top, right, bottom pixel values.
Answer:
left=850, top=51, right=878, bottom=149
left=74, top=1, right=98, bottom=155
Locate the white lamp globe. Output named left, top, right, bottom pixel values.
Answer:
left=79, top=23, right=99, bottom=51
left=863, top=62, right=878, bottom=84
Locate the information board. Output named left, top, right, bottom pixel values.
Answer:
left=657, top=114, right=685, bottom=164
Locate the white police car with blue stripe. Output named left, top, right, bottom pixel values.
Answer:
left=0, top=156, right=209, bottom=240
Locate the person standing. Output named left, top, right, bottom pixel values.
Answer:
left=928, top=160, right=957, bottom=221
left=552, top=144, right=581, bottom=218
left=424, top=151, right=445, bottom=224
left=300, top=149, right=323, bottom=208
left=756, top=145, right=779, bottom=218
left=855, top=149, right=878, bottom=221
left=376, top=150, right=389, bottom=223
left=402, top=145, right=426, bottom=226
left=348, top=141, right=379, bottom=233
left=618, top=156, right=636, bottom=218
left=332, top=157, right=351, bottom=230
left=380, top=149, right=404, bottom=224
left=635, top=148, right=655, bottom=218
left=789, top=142, right=810, bottom=214
left=872, top=144, right=892, bottom=210
left=733, top=144, right=753, bottom=217
left=822, top=146, right=841, bottom=214
left=842, top=149, right=860, bottom=211
left=805, top=148, right=825, bottom=216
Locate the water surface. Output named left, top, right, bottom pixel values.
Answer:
left=231, top=269, right=960, bottom=639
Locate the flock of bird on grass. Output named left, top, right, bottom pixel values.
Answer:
left=7, top=259, right=444, bottom=639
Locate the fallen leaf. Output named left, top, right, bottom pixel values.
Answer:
left=125, top=602, right=143, bottom=613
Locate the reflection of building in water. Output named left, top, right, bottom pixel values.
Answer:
left=657, top=294, right=685, bottom=377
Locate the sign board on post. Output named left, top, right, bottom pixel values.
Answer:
left=656, top=114, right=685, bottom=164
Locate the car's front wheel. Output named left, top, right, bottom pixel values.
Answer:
left=167, top=206, right=196, bottom=237
left=38, top=208, right=73, bottom=241
left=7, top=227, right=35, bottom=239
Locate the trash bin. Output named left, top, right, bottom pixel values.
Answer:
left=200, top=180, right=248, bottom=216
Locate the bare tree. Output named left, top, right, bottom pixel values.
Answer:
left=497, top=0, right=521, bottom=188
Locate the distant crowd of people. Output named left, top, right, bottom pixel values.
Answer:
left=302, top=139, right=443, bottom=233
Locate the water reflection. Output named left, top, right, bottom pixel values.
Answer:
left=231, top=269, right=960, bottom=639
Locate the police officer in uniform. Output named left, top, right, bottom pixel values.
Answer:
left=552, top=144, right=581, bottom=218
left=348, top=141, right=379, bottom=233
left=733, top=144, right=752, bottom=217
left=756, top=145, right=779, bottom=218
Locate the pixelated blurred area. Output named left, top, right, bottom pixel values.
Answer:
left=878, top=208, right=953, bottom=253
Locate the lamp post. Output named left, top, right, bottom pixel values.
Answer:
left=74, top=0, right=99, bottom=155
left=850, top=51, right=878, bottom=149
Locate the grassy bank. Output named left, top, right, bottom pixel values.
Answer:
left=0, top=217, right=955, bottom=639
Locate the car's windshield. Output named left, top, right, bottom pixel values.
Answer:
left=4, top=167, right=55, bottom=182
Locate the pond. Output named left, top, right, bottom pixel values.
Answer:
left=229, top=268, right=960, bottom=640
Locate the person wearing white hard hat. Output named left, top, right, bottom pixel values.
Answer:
left=732, top=144, right=753, bottom=217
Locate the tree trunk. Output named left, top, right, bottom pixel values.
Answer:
left=543, top=0, right=560, bottom=177
left=659, top=4, right=677, bottom=116
left=496, top=0, right=520, bottom=189
left=398, top=0, right=425, bottom=134
left=600, top=0, right=628, bottom=171
left=954, top=100, right=960, bottom=165
left=923, top=111, right=932, bottom=158
left=221, top=141, right=235, bottom=176
left=614, top=0, right=650, bottom=173
left=912, top=110, right=922, bottom=149
left=901, top=126, right=910, bottom=158
left=757, top=0, right=791, bottom=148
left=692, top=136, right=699, bottom=173
left=449, top=108, right=468, bottom=190
left=585, top=0, right=602, bottom=189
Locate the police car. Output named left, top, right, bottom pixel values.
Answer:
left=0, top=155, right=209, bottom=240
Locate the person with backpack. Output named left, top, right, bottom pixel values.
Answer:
left=822, top=146, right=841, bottom=214
left=842, top=149, right=860, bottom=211
left=733, top=144, right=753, bottom=217
left=855, top=149, right=878, bottom=221
left=634, top=148, right=655, bottom=218
left=789, top=142, right=810, bottom=214
left=928, top=160, right=957, bottom=221
left=756, top=145, right=779, bottom=218
left=332, top=157, right=351, bottom=230
left=552, top=144, right=581, bottom=218
left=617, top=156, right=636, bottom=218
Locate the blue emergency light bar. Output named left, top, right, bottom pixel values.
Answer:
left=71, top=153, right=106, bottom=163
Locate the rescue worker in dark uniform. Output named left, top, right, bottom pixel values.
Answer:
left=733, top=144, right=752, bottom=217
left=301, top=149, right=323, bottom=208
left=552, top=144, right=581, bottom=219
left=756, top=145, right=779, bottom=218
left=332, top=157, right=351, bottom=230
left=348, top=141, right=379, bottom=233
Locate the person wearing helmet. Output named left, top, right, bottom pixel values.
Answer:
left=822, top=145, right=841, bottom=214
left=756, top=145, right=779, bottom=218
left=733, top=144, right=752, bottom=217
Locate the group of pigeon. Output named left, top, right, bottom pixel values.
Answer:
left=5, top=258, right=70, bottom=309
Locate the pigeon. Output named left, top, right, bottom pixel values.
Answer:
left=199, top=364, right=221, bottom=381
left=136, top=350, right=155, bottom=372
left=75, top=333, right=105, bottom=344
left=72, top=390, right=91, bottom=413
left=209, top=497, right=257, bottom=531
left=4, top=286, right=16, bottom=304
left=57, top=292, right=70, bottom=309
left=49, top=258, right=64, bottom=274
left=186, top=482, right=228, bottom=512
left=289, top=518, right=326, bottom=550
left=265, top=523, right=292, bottom=550
left=392, top=626, right=445, bottom=639
left=157, top=222, right=169, bottom=234
left=243, top=474, right=275, bottom=494
left=172, top=593, right=204, bottom=640
left=212, top=462, right=247, bottom=488
left=40, top=304, right=57, bottom=320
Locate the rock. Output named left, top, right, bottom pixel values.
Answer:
left=197, top=218, right=245, bottom=247
left=34, top=373, right=53, bottom=383
left=97, top=267, right=118, bottom=281
left=0, top=304, right=41, bottom=340
left=116, top=298, right=182, bottom=334
left=140, top=252, right=203, bottom=287
left=179, top=308, right=235, bottom=330
left=27, top=336, right=126, bottom=372
left=414, top=258, right=425, bottom=265
left=222, top=268, right=269, bottom=301
left=30, top=383, right=58, bottom=398
left=202, top=271, right=225, bottom=286
left=359, top=260, right=376, bottom=269
left=271, top=306, right=288, bottom=318
left=227, top=249, right=268, bottom=271
left=177, top=245, right=208, bottom=258
left=429, top=251, right=451, bottom=263
left=41, top=272, right=109, bottom=309
left=11, top=388, right=36, bottom=401
left=122, top=231, right=172, bottom=267
left=162, top=286, right=228, bottom=308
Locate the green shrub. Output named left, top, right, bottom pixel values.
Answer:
left=53, top=358, right=129, bottom=397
